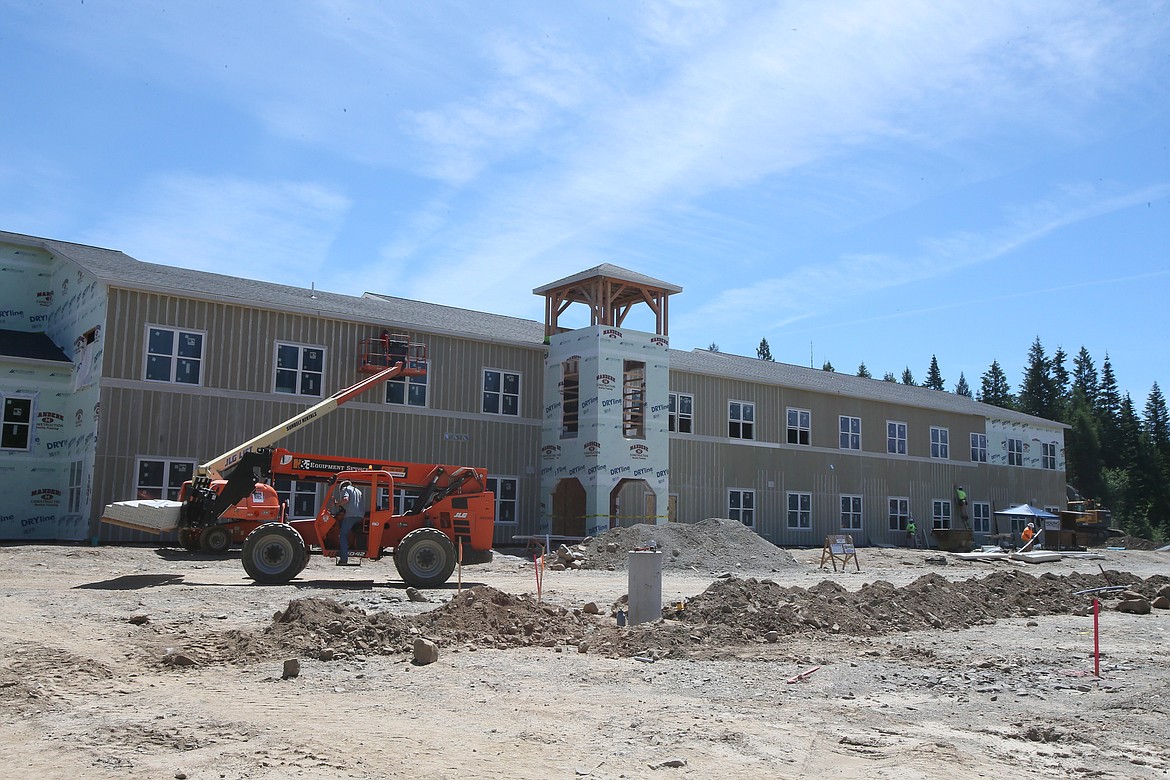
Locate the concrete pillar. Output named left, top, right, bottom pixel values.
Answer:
left=627, top=550, right=663, bottom=625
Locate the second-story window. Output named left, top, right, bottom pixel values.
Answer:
left=729, top=400, right=755, bottom=440
left=1042, top=442, right=1057, bottom=469
left=887, top=421, right=907, bottom=455
left=930, top=427, right=949, bottom=459
left=561, top=359, right=579, bottom=438
left=145, top=326, right=204, bottom=384
left=622, top=360, right=646, bottom=439
left=483, top=369, right=520, bottom=416
left=274, top=342, right=324, bottom=397
left=1007, top=437, right=1023, bottom=466
left=971, top=433, right=988, bottom=462
left=669, top=392, right=693, bottom=434
left=839, top=415, right=861, bottom=450
left=386, top=371, right=428, bottom=407
left=787, top=408, right=811, bottom=445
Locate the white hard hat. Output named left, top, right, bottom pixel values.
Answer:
left=1026, top=522, right=1035, bottom=529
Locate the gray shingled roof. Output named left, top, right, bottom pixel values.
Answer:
left=670, top=348, right=1064, bottom=427
left=1, top=231, right=547, bottom=346
left=0, top=329, right=71, bottom=362
left=1, top=231, right=1060, bottom=426
left=532, top=263, right=683, bottom=295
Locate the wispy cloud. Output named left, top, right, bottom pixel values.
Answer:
left=381, top=1, right=1164, bottom=314
left=87, top=175, right=351, bottom=284
left=683, top=181, right=1170, bottom=342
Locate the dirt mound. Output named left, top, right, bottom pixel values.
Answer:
left=1100, top=534, right=1163, bottom=551
left=579, top=518, right=798, bottom=572
left=192, top=571, right=1170, bottom=666
left=202, top=588, right=596, bottom=665
left=673, top=570, right=1170, bottom=639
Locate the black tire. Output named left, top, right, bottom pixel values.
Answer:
left=199, top=525, right=232, bottom=555
left=394, top=528, right=456, bottom=588
left=177, top=528, right=202, bottom=551
left=241, top=523, right=307, bottom=584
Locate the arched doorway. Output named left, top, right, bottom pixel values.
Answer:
left=551, top=478, right=586, bottom=536
left=609, top=479, right=656, bottom=529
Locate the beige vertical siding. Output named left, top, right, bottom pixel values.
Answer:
left=96, top=289, right=544, bottom=545
left=667, top=368, right=1066, bottom=547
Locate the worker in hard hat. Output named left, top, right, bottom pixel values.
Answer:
left=1021, top=522, right=1036, bottom=545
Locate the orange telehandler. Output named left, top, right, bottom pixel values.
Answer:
left=103, top=335, right=496, bottom=587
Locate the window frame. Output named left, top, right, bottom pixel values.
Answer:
left=144, top=324, right=206, bottom=385
left=561, top=359, right=579, bottom=438
left=930, top=426, right=950, bottom=459
left=728, top=400, right=755, bottom=440
left=840, top=494, right=863, bottom=530
left=839, top=415, right=861, bottom=450
left=886, top=420, right=907, bottom=455
left=787, top=491, right=812, bottom=529
left=786, top=407, right=811, bottom=446
left=482, top=368, right=521, bottom=417
left=970, top=432, right=988, bottom=463
left=385, top=366, right=429, bottom=408
left=668, top=392, right=694, bottom=434
left=727, top=488, right=755, bottom=528
left=487, top=476, right=519, bottom=525
left=134, top=457, right=195, bottom=501
left=622, top=360, right=646, bottom=440
left=931, top=499, right=952, bottom=530
left=67, top=459, right=85, bottom=513
left=273, top=341, right=326, bottom=397
left=1042, top=442, right=1056, bottom=470
left=1007, top=437, right=1023, bottom=466
left=971, top=501, right=991, bottom=533
left=1, top=395, right=34, bottom=451
left=888, top=496, right=910, bottom=531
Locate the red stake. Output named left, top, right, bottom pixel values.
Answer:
left=1093, top=598, right=1101, bottom=678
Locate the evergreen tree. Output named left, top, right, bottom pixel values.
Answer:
left=1051, top=346, right=1070, bottom=421
left=924, top=355, right=945, bottom=391
left=977, top=360, right=1014, bottom=409
left=882, top=372, right=897, bottom=382
left=707, top=342, right=721, bottom=353
left=954, top=372, right=972, bottom=398
left=1143, top=383, right=1170, bottom=462
left=1072, top=346, right=1099, bottom=409
left=1065, top=393, right=1104, bottom=501
left=1018, top=336, right=1058, bottom=420
left=1142, top=383, right=1170, bottom=537
left=856, top=362, right=872, bottom=379
left=1110, top=394, right=1148, bottom=534
left=901, top=367, right=916, bottom=386
left=756, top=338, right=773, bottom=361
left=822, top=361, right=835, bottom=372
left=1097, top=355, right=1122, bottom=469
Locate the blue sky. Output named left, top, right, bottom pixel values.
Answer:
left=3, top=1, right=1168, bottom=403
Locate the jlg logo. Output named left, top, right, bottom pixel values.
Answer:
left=454, top=512, right=468, bottom=518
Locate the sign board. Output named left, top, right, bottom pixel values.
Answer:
left=820, top=534, right=861, bottom=572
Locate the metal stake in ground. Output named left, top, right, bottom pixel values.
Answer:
left=1073, top=585, right=1128, bottom=678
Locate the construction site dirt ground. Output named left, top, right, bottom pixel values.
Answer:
left=1, top=537, right=1167, bottom=780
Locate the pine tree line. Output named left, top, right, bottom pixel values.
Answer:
left=757, top=334, right=1167, bottom=540
left=892, top=338, right=1165, bottom=541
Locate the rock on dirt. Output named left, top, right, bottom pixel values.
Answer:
left=413, top=638, right=439, bottom=665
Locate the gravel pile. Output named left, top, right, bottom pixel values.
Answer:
left=578, top=518, right=799, bottom=573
